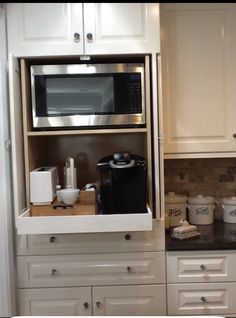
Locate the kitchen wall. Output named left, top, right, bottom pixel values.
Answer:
left=164, top=158, right=236, bottom=199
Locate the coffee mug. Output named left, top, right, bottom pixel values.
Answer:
left=57, top=188, right=80, bottom=205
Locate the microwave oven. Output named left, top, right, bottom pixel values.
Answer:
left=30, top=61, right=146, bottom=129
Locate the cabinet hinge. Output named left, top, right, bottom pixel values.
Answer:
left=158, top=135, right=164, bottom=143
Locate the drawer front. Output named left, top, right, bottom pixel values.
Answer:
left=17, top=219, right=164, bottom=255
left=167, top=251, right=236, bottom=282
left=167, top=283, right=236, bottom=315
left=17, top=252, right=165, bottom=288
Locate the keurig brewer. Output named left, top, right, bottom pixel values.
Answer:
left=97, top=152, right=147, bottom=214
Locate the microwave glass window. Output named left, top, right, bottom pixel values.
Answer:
left=34, top=73, right=142, bottom=117
left=41, top=76, right=114, bottom=116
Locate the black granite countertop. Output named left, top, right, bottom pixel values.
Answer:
left=166, top=220, right=236, bottom=251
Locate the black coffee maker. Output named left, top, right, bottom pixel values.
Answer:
left=97, top=152, right=147, bottom=214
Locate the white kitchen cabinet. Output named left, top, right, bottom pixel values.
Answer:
left=9, top=53, right=158, bottom=235
left=18, top=287, right=92, bottom=316
left=17, top=228, right=166, bottom=316
left=18, top=285, right=166, bottom=316
left=166, top=250, right=236, bottom=316
left=92, top=285, right=166, bottom=316
left=6, top=3, right=160, bottom=57
left=160, top=3, right=236, bottom=158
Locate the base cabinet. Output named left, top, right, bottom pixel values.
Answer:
left=16, top=221, right=166, bottom=316
left=19, top=285, right=166, bottom=316
left=166, top=250, right=236, bottom=316
left=18, top=287, right=92, bottom=316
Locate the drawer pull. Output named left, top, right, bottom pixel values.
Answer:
left=200, top=264, right=206, bottom=271
left=96, top=301, right=101, bottom=308
left=125, top=234, right=131, bottom=240
left=200, top=296, right=207, bottom=303
left=49, top=236, right=56, bottom=243
left=127, top=266, right=132, bottom=272
left=83, top=302, right=89, bottom=309
left=51, top=268, right=58, bottom=275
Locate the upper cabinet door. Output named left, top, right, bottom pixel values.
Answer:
left=6, top=3, right=160, bottom=57
left=83, top=3, right=160, bottom=54
left=6, top=3, right=84, bottom=57
left=161, top=3, right=234, bottom=157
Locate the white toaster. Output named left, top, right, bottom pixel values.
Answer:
left=30, top=166, right=58, bottom=205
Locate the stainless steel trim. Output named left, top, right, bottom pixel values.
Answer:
left=30, top=62, right=146, bottom=129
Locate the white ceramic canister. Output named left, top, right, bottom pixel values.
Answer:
left=222, top=196, right=236, bottom=223
left=165, top=192, right=187, bottom=227
left=188, top=194, right=215, bottom=225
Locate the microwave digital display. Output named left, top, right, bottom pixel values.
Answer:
left=31, top=63, right=145, bottom=129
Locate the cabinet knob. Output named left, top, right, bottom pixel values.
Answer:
left=96, top=301, right=101, bottom=308
left=200, top=296, right=207, bottom=303
left=125, top=234, right=131, bottom=240
left=200, top=264, right=206, bottom=271
left=232, top=133, right=236, bottom=139
left=49, top=236, right=56, bottom=243
left=51, top=268, right=58, bottom=275
left=83, top=302, right=89, bottom=309
left=74, top=32, right=80, bottom=42
left=127, top=266, right=132, bottom=272
left=87, top=33, right=93, bottom=42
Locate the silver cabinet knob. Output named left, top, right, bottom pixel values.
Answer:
left=200, top=264, right=206, bottom=271
left=87, top=33, right=93, bottom=42
left=232, top=133, right=236, bottom=139
left=96, top=301, right=101, bottom=308
left=200, top=296, right=207, bottom=303
left=74, top=32, right=80, bottom=42
left=83, top=302, right=89, bottom=309
left=51, top=268, right=58, bottom=275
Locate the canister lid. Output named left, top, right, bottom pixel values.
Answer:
left=222, top=196, right=236, bottom=205
left=188, top=194, right=215, bottom=204
left=165, top=192, right=187, bottom=203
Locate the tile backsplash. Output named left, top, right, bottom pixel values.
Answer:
left=164, top=158, right=236, bottom=198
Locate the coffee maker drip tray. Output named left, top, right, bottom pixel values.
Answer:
left=97, top=152, right=148, bottom=214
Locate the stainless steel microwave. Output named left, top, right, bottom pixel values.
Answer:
left=30, top=62, right=146, bottom=129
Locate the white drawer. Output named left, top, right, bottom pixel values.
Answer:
left=167, top=282, right=236, bottom=315
left=17, top=219, right=164, bottom=255
left=17, top=251, right=165, bottom=288
left=167, top=251, right=236, bottom=283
